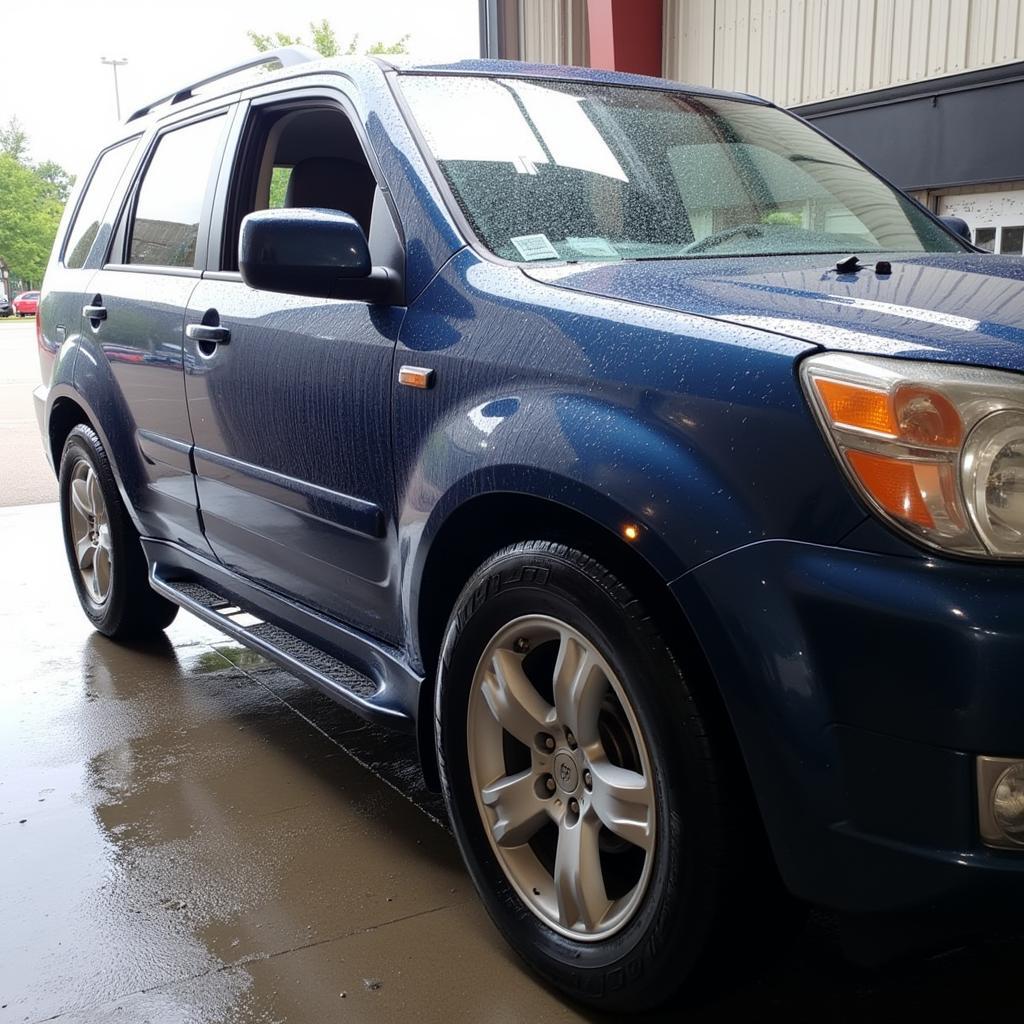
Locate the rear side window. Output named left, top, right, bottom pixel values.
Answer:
left=128, top=115, right=226, bottom=268
left=63, top=138, right=139, bottom=269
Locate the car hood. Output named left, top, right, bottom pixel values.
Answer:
left=526, top=253, right=1024, bottom=373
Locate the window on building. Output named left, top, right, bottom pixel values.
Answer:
left=128, top=115, right=226, bottom=268
left=999, top=226, right=1024, bottom=255
left=975, top=227, right=996, bottom=251
left=63, top=138, right=139, bottom=269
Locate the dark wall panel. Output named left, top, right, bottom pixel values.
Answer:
left=794, top=63, right=1024, bottom=191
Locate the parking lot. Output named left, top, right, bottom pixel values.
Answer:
left=3, top=315, right=1024, bottom=1021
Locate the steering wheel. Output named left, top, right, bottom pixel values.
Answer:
left=682, top=223, right=768, bottom=255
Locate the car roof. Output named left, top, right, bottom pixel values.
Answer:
left=100, top=50, right=767, bottom=157
left=380, top=56, right=766, bottom=104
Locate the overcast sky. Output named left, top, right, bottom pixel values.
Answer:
left=0, top=0, right=480, bottom=176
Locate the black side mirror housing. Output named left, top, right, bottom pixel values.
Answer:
left=939, top=215, right=973, bottom=242
left=239, top=207, right=400, bottom=303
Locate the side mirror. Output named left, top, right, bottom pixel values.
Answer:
left=939, top=215, right=973, bottom=242
left=239, top=207, right=399, bottom=303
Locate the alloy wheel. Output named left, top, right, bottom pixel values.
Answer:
left=67, top=459, right=113, bottom=605
left=467, top=614, right=656, bottom=941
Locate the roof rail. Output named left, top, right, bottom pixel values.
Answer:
left=125, top=45, right=320, bottom=123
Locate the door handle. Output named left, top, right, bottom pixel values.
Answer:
left=185, top=324, right=230, bottom=345
left=83, top=304, right=107, bottom=322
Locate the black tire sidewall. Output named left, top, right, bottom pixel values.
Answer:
left=437, top=544, right=726, bottom=1007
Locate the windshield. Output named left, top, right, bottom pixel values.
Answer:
left=399, top=74, right=964, bottom=263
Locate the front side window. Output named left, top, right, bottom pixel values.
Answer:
left=128, top=115, right=226, bottom=268
left=63, top=138, right=139, bottom=269
left=399, top=75, right=964, bottom=263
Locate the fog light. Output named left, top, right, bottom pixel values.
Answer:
left=977, top=757, right=1024, bottom=848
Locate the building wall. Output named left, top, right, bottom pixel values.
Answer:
left=517, top=0, right=590, bottom=65
left=663, top=0, right=1024, bottom=103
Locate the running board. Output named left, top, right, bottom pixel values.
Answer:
left=152, top=575, right=413, bottom=731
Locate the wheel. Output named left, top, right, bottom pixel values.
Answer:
left=436, top=541, right=776, bottom=1011
left=59, top=425, right=178, bottom=639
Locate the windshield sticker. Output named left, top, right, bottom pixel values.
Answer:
left=566, top=236, right=621, bottom=259
left=510, top=234, right=560, bottom=261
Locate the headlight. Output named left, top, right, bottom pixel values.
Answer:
left=801, top=353, right=1024, bottom=558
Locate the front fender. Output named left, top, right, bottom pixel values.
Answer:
left=395, top=250, right=867, bottom=654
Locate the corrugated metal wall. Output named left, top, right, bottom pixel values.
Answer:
left=663, top=0, right=1024, bottom=104
left=518, top=0, right=590, bottom=65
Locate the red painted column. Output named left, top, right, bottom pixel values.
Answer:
left=586, top=0, right=663, bottom=76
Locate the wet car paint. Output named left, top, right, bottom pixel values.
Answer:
left=528, top=251, right=1024, bottom=369
left=31, top=54, right=1024, bottom=936
left=6, top=501, right=1024, bottom=1022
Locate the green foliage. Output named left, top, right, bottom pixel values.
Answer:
left=247, top=29, right=301, bottom=52
left=248, top=20, right=409, bottom=58
left=366, top=34, right=411, bottom=54
left=309, top=18, right=341, bottom=56
left=0, top=116, right=29, bottom=163
left=268, top=166, right=292, bottom=208
left=0, top=153, right=64, bottom=289
left=34, top=160, right=76, bottom=204
left=0, top=119, right=74, bottom=289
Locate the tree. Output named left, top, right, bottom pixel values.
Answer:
left=0, top=116, right=29, bottom=163
left=0, top=154, right=63, bottom=288
left=34, top=160, right=76, bottom=204
left=365, top=35, right=411, bottom=55
left=248, top=19, right=409, bottom=58
left=0, top=121, right=73, bottom=289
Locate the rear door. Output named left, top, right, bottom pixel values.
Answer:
left=86, top=107, right=233, bottom=551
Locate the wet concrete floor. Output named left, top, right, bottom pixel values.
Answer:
left=4, top=501, right=1024, bottom=1022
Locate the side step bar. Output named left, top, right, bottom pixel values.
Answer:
left=152, top=575, right=414, bottom=732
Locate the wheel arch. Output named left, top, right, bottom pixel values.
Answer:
left=44, top=383, right=145, bottom=535
left=48, top=394, right=93, bottom=470
left=412, top=487, right=750, bottom=806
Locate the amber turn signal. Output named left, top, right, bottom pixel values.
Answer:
left=844, top=450, right=935, bottom=527
left=813, top=379, right=897, bottom=436
left=813, top=377, right=963, bottom=449
left=398, top=365, right=435, bottom=390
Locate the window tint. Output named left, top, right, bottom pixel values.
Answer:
left=63, top=139, right=138, bottom=269
left=129, top=115, right=226, bottom=267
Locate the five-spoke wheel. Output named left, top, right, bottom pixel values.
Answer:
left=58, top=424, right=178, bottom=638
left=67, top=459, right=114, bottom=605
left=437, top=541, right=768, bottom=1012
left=468, top=615, right=655, bottom=939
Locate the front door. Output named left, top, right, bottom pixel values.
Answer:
left=184, top=96, right=405, bottom=643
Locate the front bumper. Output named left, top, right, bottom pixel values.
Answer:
left=673, top=538, right=1024, bottom=914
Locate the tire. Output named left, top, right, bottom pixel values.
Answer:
left=436, top=541, right=781, bottom=1012
left=59, top=424, right=178, bottom=639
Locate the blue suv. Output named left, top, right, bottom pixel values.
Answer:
left=34, top=48, right=1024, bottom=1010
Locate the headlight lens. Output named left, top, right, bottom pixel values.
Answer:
left=801, top=353, right=1024, bottom=558
left=993, top=763, right=1024, bottom=843
left=965, top=411, right=1024, bottom=554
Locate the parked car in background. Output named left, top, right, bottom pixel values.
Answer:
left=13, top=291, right=39, bottom=316
left=32, top=49, right=1024, bottom=1013
left=0, top=295, right=11, bottom=317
